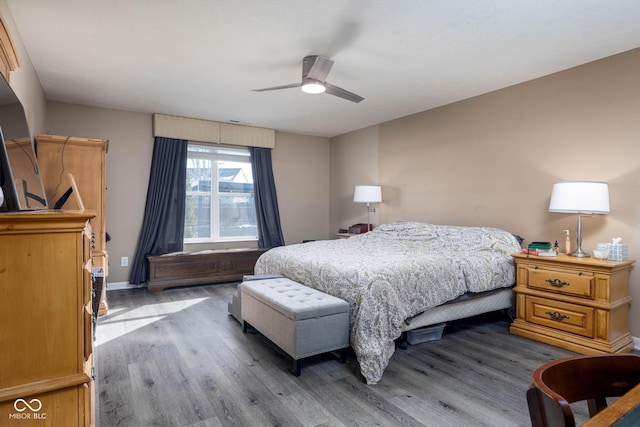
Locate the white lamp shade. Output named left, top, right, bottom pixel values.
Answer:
left=354, top=185, right=382, bottom=203
left=548, top=181, right=610, bottom=214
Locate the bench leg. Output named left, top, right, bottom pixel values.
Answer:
left=242, top=321, right=250, bottom=333
left=291, top=359, right=302, bottom=377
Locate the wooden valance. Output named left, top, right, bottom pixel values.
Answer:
left=153, top=113, right=275, bottom=149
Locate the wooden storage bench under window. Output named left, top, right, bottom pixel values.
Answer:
left=147, top=248, right=268, bottom=292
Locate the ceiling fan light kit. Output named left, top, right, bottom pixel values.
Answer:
left=254, top=55, right=364, bottom=103
left=301, top=78, right=326, bottom=94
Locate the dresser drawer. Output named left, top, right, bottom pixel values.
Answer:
left=527, top=266, right=594, bottom=298
left=525, top=296, right=594, bottom=338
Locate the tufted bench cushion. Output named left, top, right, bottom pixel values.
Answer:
left=240, top=277, right=350, bottom=376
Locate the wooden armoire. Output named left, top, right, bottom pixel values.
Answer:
left=0, top=211, right=96, bottom=426
left=36, top=134, right=109, bottom=315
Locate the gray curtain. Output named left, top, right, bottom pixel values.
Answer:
left=129, top=137, right=188, bottom=285
left=249, top=146, right=284, bottom=248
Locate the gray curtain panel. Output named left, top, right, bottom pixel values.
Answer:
left=129, top=137, right=188, bottom=285
left=249, top=146, right=284, bottom=248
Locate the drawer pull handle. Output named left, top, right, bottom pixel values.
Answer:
left=545, top=311, right=569, bottom=321
left=546, top=278, right=569, bottom=288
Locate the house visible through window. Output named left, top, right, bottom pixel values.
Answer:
left=185, top=143, right=257, bottom=242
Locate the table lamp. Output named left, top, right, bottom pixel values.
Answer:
left=353, top=185, right=382, bottom=231
left=548, top=181, right=609, bottom=257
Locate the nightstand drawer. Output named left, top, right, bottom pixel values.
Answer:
left=527, top=267, right=594, bottom=298
left=525, top=296, right=594, bottom=338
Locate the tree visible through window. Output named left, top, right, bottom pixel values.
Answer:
left=185, top=144, right=257, bottom=242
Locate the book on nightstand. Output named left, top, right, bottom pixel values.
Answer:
left=528, top=241, right=552, bottom=250
left=522, top=240, right=557, bottom=256
left=536, top=250, right=557, bottom=257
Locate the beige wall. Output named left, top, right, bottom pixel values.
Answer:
left=329, top=125, right=380, bottom=234
left=46, top=102, right=154, bottom=283
left=331, top=48, right=640, bottom=338
left=46, top=102, right=330, bottom=283
left=272, top=131, right=330, bottom=243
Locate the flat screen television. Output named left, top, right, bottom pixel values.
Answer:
left=0, top=73, right=47, bottom=211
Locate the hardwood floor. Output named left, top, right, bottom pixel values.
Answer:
left=96, top=283, right=596, bottom=426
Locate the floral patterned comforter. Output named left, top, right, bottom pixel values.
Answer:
left=253, top=222, right=521, bottom=384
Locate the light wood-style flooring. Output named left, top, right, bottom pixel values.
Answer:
left=96, top=283, right=595, bottom=426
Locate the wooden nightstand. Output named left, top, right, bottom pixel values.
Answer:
left=510, top=253, right=634, bottom=354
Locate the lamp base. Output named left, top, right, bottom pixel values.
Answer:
left=569, top=250, right=590, bottom=258
left=569, top=215, right=592, bottom=258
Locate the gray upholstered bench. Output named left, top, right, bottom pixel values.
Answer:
left=240, top=277, right=350, bottom=376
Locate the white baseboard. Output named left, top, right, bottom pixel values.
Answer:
left=107, top=281, right=146, bottom=290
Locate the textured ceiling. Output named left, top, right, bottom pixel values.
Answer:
left=7, top=0, right=640, bottom=137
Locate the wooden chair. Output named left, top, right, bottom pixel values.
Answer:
left=526, top=353, right=640, bottom=427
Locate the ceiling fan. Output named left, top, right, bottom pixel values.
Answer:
left=253, top=55, right=364, bottom=103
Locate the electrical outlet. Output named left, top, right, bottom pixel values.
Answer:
left=121, top=256, right=128, bottom=267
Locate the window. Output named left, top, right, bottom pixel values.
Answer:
left=184, top=144, right=257, bottom=242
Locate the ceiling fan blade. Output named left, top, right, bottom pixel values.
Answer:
left=253, top=82, right=301, bottom=92
left=324, top=82, right=364, bottom=103
left=304, top=55, right=334, bottom=81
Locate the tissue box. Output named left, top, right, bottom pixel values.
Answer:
left=606, top=243, right=628, bottom=261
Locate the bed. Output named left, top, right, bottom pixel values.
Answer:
left=253, top=222, right=522, bottom=384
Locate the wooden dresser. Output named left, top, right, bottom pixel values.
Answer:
left=510, top=253, right=634, bottom=354
left=36, top=134, right=109, bottom=315
left=0, top=211, right=96, bottom=426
